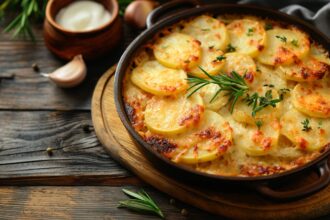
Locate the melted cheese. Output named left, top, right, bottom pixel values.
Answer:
left=123, top=14, right=330, bottom=177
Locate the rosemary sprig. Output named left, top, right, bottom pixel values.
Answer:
left=1, top=0, right=47, bottom=40
left=244, top=90, right=282, bottom=116
left=187, top=67, right=248, bottom=113
left=118, top=189, right=164, bottom=219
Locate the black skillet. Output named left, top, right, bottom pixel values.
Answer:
left=114, top=0, right=330, bottom=200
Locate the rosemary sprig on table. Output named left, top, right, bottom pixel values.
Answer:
left=0, top=0, right=47, bottom=40
left=118, top=189, right=164, bottom=219
left=187, top=67, right=248, bottom=113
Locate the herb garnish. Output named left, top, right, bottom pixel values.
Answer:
left=201, top=28, right=210, bottom=31
left=301, top=119, right=312, bottom=132
left=226, top=44, right=236, bottom=52
left=265, top=23, right=273, bottom=30
left=278, top=88, right=290, bottom=99
left=276, top=35, right=287, bottom=43
left=187, top=67, right=248, bottom=113
left=255, top=120, right=263, bottom=129
left=244, top=90, right=282, bottom=116
left=318, top=121, right=323, bottom=129
left=291, top=39, right=299, bottom=47
left=119, top=189, right=164, bottom=219
left=263, top=84, right=275, bottom=88
left=0, top=0, right=47, bottom=40
left=247, top=28, right=254, bottom=36
left=216, top=55, right=226, bottom=61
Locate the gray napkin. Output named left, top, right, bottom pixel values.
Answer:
left=238, top=0, right=330, bottom=37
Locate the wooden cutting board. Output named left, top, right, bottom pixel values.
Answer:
left=91, top=66, right=330, bottom=220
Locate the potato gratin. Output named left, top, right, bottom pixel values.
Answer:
left=122, top=15, right=330, bottom=177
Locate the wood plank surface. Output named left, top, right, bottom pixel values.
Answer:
left=0, top=111, right=130, bottom=183
left=0, top=186, right=219, bottom=220
left=0, top=23, right=137, bottom=111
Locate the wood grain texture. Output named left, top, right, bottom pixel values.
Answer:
left=0, top=186, right=218, bottom=220
left=0, top=23, right=132, bottom=111
left=91, top=68, right=330, bottom=220
left=0, top=110, right=130, bottom=183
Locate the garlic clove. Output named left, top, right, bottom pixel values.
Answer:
left=47, top=54, right=87, bottom=88
left=124, top=0, right=158, bottom=29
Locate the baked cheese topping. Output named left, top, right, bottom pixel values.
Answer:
left=123, top=14, right=330, bottom=177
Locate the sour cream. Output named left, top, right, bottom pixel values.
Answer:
left=55, top=0, right=112, bottom=32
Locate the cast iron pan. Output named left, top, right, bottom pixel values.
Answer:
left=114, top=0, right=330, bottom=200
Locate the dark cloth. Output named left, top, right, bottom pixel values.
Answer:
left=202, top=0, right=330, bottom=37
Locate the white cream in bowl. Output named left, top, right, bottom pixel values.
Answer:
left=55, top=0, right=112, bottom=32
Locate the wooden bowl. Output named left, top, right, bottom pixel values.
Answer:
left=44, top=0, right=122, bottom=60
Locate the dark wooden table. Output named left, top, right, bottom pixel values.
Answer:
left=0, top=12, right=222, bottom=219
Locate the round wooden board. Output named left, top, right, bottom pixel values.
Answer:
left=91, top=66, right=330, bottom=220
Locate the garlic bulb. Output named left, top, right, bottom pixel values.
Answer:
left=124, top=0, right=158, bottom=29
left=43, top=55, right=87, bottom=88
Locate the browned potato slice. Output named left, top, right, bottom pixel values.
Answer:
left=292, top=81, right=330, bottom=118
left=153, top=32, right=202, bottom=69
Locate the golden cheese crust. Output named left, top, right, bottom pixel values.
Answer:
left=122, top=14, right=330, bottom=177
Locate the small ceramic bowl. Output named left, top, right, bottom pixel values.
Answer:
left=44, top=0, right=122, bottom=60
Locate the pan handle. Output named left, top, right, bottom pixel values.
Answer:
left=254, top=159, right=330, bottom=200
left=146, top=0, right=201, bottom=29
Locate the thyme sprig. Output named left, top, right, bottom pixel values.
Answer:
left=301, top=119, right=312, bottom=132
left=187, top=67, right=248, bottom=113
left=119, top=189, right=164, bottom=219
left=244, top=90, right=282, bottom=116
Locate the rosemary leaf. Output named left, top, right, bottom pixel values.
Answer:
left=2, top=0, right=47, bottom=40
left=119, top=189, right=164, bottom=219
left=187, top=67, right=248, bottom=113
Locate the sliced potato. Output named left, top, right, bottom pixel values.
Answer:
left=252, top=62, right=287, bottom=91
left=232, top=88, right=282, bottom=125
left=197, top=84, right=228, bottom=111
left=279, top=56, right=329, bottom=82
left=223, top=52, right=256, bottom=83
left=189, top=47, right=225, bottom=77
left=144, top=94, right=204, bottom=135
left=131, top=60, right=188, bottom=96
left=227, top=19, right=266, bottom=57
left=292, top=81, right=330, bottom=118
left=123, top=76, right=151, bottom=130
left=311, top=43, right=330, bottom=65
left=257, top=27, right=310, bottom=66
left=181, top=15, right=229, bottom=50
left=178, top=110, right=233, bottom=164
left=280, top=109, right=330, bottom=151
left=236, top=119, right=280, bottom=156
left=153, top=32, right=201, bottom=69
